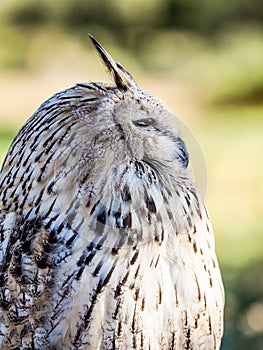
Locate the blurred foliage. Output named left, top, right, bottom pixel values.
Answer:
left=1, top=0, right=263, bottom=33
left=222, top=261, right=263, bottom=349
left=1, top=0, right=263, bottom=105
left=0, top=1, right=263, bottom=349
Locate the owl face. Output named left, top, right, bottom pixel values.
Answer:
left=61, top=86, right=189, bottom=198
left=112, top=95, right=189, bottom=169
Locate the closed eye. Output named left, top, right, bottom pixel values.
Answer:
left=133, top=118, right=156, bottom=131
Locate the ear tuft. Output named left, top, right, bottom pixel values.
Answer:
left=88, top=34, right=138, bottom=91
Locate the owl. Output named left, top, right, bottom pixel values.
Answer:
left=0, top=35, right=224, bottom=349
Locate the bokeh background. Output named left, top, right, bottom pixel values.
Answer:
left=0, top=1, right=262, bottom=348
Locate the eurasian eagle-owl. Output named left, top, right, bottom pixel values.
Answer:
left=0, top=35, right=224, bottom=349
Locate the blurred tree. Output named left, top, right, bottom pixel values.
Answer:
left=2, top=0, right=263, bottom=35
left=4, top=0, right=48, bottom=27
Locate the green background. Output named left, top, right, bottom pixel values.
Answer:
left=0, top=1, right=262, bottom=348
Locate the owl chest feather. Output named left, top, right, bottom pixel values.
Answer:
left=0, top=156, right=223, bottom=349
left=41, top=162, right=223, bottom=349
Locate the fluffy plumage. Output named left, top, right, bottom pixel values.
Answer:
left=0, top=35, right=224, bottom=349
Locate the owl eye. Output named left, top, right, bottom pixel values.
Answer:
left=133, top=118, right=155, bottom=129
left=176, top=137, right=189, bottom=168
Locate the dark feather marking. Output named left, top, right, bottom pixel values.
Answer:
left=117, top=321, right=122, bottom=337
left=187, top=215, right=192, bottom=227
left=47, top=181, right=55, bottom=194
left=194, top=273, right=201, bottom=302
left=193, top=241, right=197, bottom=253
left=20, top=187, right=30, bottom=210
left=13, top=194, right=21, bottom=211
left=36, top=154, right=56, bottom=182
left=91, top=82, right=108, bottom=92
left=130, top=250, right=139, bottom=265
left=34, top=188, right=45, bottom=207
left=175, top=289, right=179, bottom=307
left=95, top=235, right=107, bottom=250
left=1, top=166, right=20, bottom=204
left=55, top=220, right=65, bottom=235
left=65, top=230, right=78, bottom=248
left=161, top=227, right=164, bottom=242
left=9, top=243, right=23, bottom=280
left=42, top=126, right=66, bottom=148
left=43, top=213, right=60, bottom=231
left=194, top=314, right=200, bottom=328
left=185, top=328, right=191, bottom=350
left=111, top=246, right=120, bottom=256
left=115, top=212, right=122, bottom=228
left=35, top=254, right=48, bottom=269
left=95, top=207, right=107, bottom=234
left=121, top=184, right=131, bottom=201
left=73, top=264, right=116, bottom=346
left=208, top=315, right=212, bottom=334
left=113, top=298, right=122, bottom=321
left=57, top=121, right=79, bottom=145
left=42, top=198, right=57, bottom=220
left=167, top=209, right=173, bottom=220
left=158, top=283, right=162, bottom=304
left=112, top=331, right=116, bottom=350
left=170, top=331, right=176, bottom=349
left=145, top=195, right=156, bottom=213
left=80, top=171, right=91, bottom=186
left=92, top=260, right=103, bottom=277
left=123, top=212, right=132, bottom=228
left=79, top=97, right=99, bottom=103
left=209, top=276, right=213, bottom=287
left=140, top=331, right=144, bottom=349
left=90, top=200, right=100, bottom=215
left=77, top=82, right=105, bottom=92
left=212, top=258, right=216, bottom=268
left=185, top=194, right=191, bottom=207
left=31, top=116, right=72, bottom=160
left=77, top=236, right=107, bottom=268
left=132, top=334, right=137, bottom=350
left=59, top=94, right=83, bottom=100
left=65, top=218, right=83, bottom=248
left=134, top=288, right=140, bottom=301
left=84, top=250, right=96, bottom=265
left=24, top=208, right=34, bottom=221
left=134, top=264, right=140, bottom=279
left=113, top=271, right=130, bottom=321
left=76, top=264, right=86, bottom=280
left=47, top=230, right=58, bottom=245
left=21, top=169, right=35, bottom=197
left=132, top=304, right=137, bottom=334
left=154, top=254, right=160, bottom=268
left=0, top=217, right=44, bottom=288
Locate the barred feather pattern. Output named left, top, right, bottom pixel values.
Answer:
left=0, top=37, right=224, bottom=350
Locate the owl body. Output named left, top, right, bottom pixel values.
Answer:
left=0, top=37, right=224, bottom=349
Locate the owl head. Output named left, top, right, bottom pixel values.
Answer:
left=1, top=35, right=193, bottom=239
left=85, top=35, right=189, bottom=174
